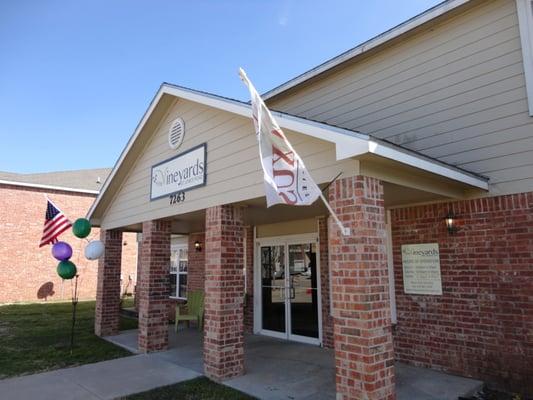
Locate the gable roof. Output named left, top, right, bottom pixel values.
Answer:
left=263, top=0, right=473, bottom=101
left=87, top=83, right=488, bottom=221
left=0, top=168, right=111, bottom=194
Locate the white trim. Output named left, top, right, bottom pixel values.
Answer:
left=254, top=233, right=322, bottom=346
left=87, top=83, right=489, bottom=221
left=262, top=0, right=472, bottom=100
left=516, top=0, right=533, bottom=116
left=0, top=179, right=99, bottom=195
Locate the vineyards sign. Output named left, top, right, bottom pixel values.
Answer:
left=150, top=143, right=207, bottom=200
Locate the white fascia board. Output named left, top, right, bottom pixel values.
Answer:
left=516, top=0, right=533, bottom=116
left=0, top=179, right=99, bottom=194
left=263, top=0, right=471, bottom=100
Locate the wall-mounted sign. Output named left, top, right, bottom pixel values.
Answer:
left=401, top=243, right=442, bottom=295
left=150, top=143, right=206, bottom=201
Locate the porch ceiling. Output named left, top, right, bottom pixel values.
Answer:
left=131, top=178, right=451, bottom=235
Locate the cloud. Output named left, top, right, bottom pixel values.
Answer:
left=277, top=0, right=291, bottom=26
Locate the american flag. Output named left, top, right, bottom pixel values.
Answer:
left=39, top=199, right=71, bottom=247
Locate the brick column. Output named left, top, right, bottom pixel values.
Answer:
left=95, top=229, right=122, bottom=337
left=318, top=217, right=334, bottom=349
left=243, top=225, right=254, bottom=334
left=204, top=205, right=245, bottom=380
left=328, top=176, right=395, bottom=400
left=187, top=232, right=206, bottom=293
left=138, top=219, right=171, bottom=353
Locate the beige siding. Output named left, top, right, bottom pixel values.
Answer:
left=269, top=0, right=533, bottom=196
left=256, top=218, right=318, bottom=238
left=100, top=99, right=357, bottom=230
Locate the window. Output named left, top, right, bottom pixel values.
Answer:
left=170, top=245, right=188, bottom=299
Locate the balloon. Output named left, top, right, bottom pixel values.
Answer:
left=57, top=260, right=77, bottom=280
left=72, top=218, right=91, bottom=238
left=51, top=241, right=72, bottom=261
left=85, top=240, right=105, bottom=260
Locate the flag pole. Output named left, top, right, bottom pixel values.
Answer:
left=319, top=193, right=350, bottom=236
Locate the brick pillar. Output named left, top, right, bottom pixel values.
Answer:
left=244, top=225, right=254, bottom=334
left=318, top=217, right=334, bottom=349
left=138, top=219, right=171, bottom=353
left=204, top=205, right=245, bottom=380
left=328, top=176, right=395, bottom=400
left=95, top=229, right=122, bottom=337
left=187, top=232, right=206, bottom=293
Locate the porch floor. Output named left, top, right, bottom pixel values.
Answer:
left=105, top=327, right=483, bottom=400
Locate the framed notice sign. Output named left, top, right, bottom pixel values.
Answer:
left=150, top=143, right=207, bottom=200
left=401, top=243, right=442, bottom=295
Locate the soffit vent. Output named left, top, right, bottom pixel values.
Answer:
left=168, top=117, right=185, bottom=150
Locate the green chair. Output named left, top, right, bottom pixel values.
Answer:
left=175, top=290, right=205, bottom=332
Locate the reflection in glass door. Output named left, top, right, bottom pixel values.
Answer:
left=260, top=245, right=286, bottom=334
left=258, top=238, right=321, bottom=345
left=288, top=243, right=319, bottom=340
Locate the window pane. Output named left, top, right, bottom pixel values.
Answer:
left=179, top=260, right=187, bottom=273
left=170, top=274, right=177, bottom=297
left=170, top=250, right=178, bottom=274
left=178, top=274, right=187, bottom=299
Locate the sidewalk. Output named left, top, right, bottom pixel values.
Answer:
left=0, top=354, right=200, bottom=400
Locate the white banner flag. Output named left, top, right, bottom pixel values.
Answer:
left=239, top=68, right=322, bottom=207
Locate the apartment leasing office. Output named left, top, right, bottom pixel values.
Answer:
left=90, top=0, right=533, bottom=398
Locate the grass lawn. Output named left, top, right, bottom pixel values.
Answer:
left=0, top=300, right=137, bottom=379
left=118, top=377, right=256, bottom=400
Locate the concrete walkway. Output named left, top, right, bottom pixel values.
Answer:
left=0, top=352, right=200, bottom=400
left=107, top=328, right=483, bottom=400
left=0, top=327, right=483, bottom=400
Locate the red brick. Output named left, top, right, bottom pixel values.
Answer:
left=243, top=226, right=254, bottom=334
left=138, top=219, right=171, bottom=353
left=204, top=204, right=245, bottom=380
left=95, top=229, right=122, bottom=336
left=329, top=176, right=395, bottom=400
left=0, top=184, right=137, bottom=304
left=391, top=192, right=533, bottom=395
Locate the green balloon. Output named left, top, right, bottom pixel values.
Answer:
left=72, top=218, right=91, bottom=238
left=57, top=260, right=77, bottom=280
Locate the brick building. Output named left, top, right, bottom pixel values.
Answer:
left=0, top=169, right=137, bottom=304
left=88, top=0, right=532, bottom=398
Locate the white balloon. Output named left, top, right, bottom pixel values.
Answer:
left=85, top=240, right=105, bottom=260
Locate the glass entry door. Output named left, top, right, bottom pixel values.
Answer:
left=258, top=237, right=321, bottom=345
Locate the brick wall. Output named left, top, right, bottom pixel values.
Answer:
left=187, top=232, right=205, bottom=293
left=244, top=226, right=254, bottom=334
left=391, top=192, right=533, bottom=394
left=318, top=217, right=334, bottom=349
left=138, top=219, right=171, bottom=352
left=328, top=176, right=395, bottom=400
left=204, top=205, right=245, bottom=380
left=0, top=184, right=137, bottom=304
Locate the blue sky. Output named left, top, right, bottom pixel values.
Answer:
left=0, top=0, right=442, bottom=173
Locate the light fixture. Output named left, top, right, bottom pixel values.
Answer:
left=444, top=211, right=457, bottom=234
left=194, top=240, right=202, bottom=252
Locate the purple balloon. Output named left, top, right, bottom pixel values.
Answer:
left=52, top=241, right=73, bottom=261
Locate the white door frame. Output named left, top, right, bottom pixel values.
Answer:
left=253, top=233, right=322, bottom=346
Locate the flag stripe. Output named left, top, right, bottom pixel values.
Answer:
left=39, top=199, right=72, bottom=247
left=43, top=213, right=69, bottom=235
left=41, top=220, right=71, bottom=244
